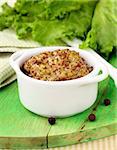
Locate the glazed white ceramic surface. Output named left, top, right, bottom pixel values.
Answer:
left=9, top=46, right=109, bottom=117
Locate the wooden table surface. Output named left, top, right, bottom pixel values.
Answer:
left=0, top=55, right=117, bottom=149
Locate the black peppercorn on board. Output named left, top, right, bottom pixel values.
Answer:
left=0, top=54, right=116, bottom=149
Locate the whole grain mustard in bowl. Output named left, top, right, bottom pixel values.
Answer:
left=9, top=47, right=108, bottom=117
left=22, top=49, right=93, bottom=81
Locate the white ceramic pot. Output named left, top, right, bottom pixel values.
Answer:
left=9, top=46, right=108, bottom=117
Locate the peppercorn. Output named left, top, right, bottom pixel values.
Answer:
left=48, top=117, right=56, bottom=125
left=88, top=114, right=96, bottom=121
left=104, top=99, right=111, bottom=106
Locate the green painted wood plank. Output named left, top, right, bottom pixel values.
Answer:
left=47, top=78, right=110, bottom=148
left=0, top=82, right=51, bottom=148
left=83, top=79, right=117, bottom=129
left=78, top=78, right=117, bottom=143
left=0, top=54, right=116, bottom=149
left=48, top=77, right=109, bottom=135
left=48, top=56, right=117, bottom=148
left=48, top=79, right=117, bottom=147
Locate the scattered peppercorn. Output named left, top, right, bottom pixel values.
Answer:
left=48, top=117, right=56, bottom=125
left=104, top=99, right=111, bottom=106
left=88, top=114, right=96, bottom=121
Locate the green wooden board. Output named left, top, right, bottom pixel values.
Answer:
left=0, top=55, right=117, bottom=149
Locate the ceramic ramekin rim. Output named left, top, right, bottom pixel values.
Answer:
left=9, top=46, right=109, bottom=86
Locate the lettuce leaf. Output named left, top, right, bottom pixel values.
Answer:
left=80, top=0, right=117, bottom=57
left=32, top=20, right=66, bottom=45
left=14, top=0, right=82, bottom=19
left=32, top=1, right=96, bottom=45
left=64, top=2, right=96, bottom=40
left=0, top=0, right=97, bottom=46
left=0, top=3, right=16, bottom=30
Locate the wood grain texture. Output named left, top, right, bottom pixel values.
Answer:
left=48, top=77, right=117, bottom=148
left=0, top=83, right=51, bottom=149
left=48, top=54, right=117, bottom=147
left=0, top=55, right=116, bottom=149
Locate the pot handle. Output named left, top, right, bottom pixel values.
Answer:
left=80, top=63, right=109, bottom=86
left=9, top=51, right=24, bottom=72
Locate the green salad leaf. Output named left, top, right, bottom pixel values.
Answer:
left=0, top=3, right=16, bottom=30
left=0, top=0, right=116, bottom=57
left=32, top=2, right=96, bottom=45
left=0, top=0, right=96, bottom=45
left=32, top=20, right=66, bottom=45
left=80, top=0, right=117, bottom=57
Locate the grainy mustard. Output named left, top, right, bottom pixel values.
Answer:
left=22, top=49, right=93, bottom=81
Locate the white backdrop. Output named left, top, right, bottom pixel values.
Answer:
left=0, top=0, right=16, bottom=6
